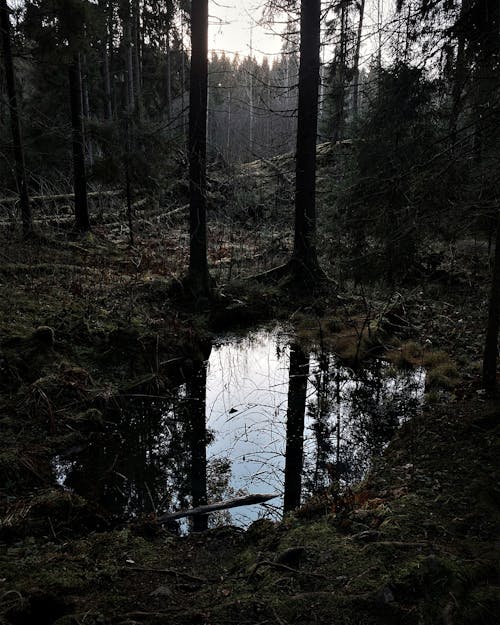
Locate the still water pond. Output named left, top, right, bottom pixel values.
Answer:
left=54, top=325, right=425, bottom=526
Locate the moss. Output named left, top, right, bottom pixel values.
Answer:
left=392, top=341, right=424, bottom=368
left=390, top=555, right=456, bottom=599
left=426, top=362, right=460, bottom=389
left=458, top=586, right=500, bottom=625
left=422, top=350, right=450, bottom=367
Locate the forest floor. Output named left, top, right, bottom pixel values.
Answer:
left=0, top=151, right=499, bottom=624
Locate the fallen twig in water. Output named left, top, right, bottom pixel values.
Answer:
left=157, top=493, right=278, bottom=523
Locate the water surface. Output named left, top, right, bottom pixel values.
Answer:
left=54, top=325, right=425, bottom=526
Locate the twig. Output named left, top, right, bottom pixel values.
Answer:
left=248, top=560, right=328, bottom=581
left=361, top=540, right=430, bottom=551
left=126, top=566, right=207, bottom=584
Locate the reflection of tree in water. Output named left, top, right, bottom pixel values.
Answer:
left=58, top=354, right=231, bottom=524
left=283, top=343, right=310, bottom=512
left=304, top=352, right=335, bottom=494
left=55, top=328, right=424, bottom=524
left=59, top=387, right=192, bottom=518
left=342, top=364, right=422, bottom=482
left=303, top=355, right=424, bottom=492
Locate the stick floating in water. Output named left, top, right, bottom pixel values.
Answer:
left=157, top=493, right=278, bottom=523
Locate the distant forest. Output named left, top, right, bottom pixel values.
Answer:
left=3, top=0, right=497, bottom=193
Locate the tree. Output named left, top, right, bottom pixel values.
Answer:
left=0, top=0, right=32, bottom=236
left=187, top=0, right=212, bottom=297
left=477, top=0, right=500, bottom=390
left=68, top=51, right=90, bottom=232
left=22, top=0, right=92, bottom=231
left=290, top=0, right=326, bottom=281
left=483, top=210, right=500, bottom=391
left=255, top=0, right=327, bottom=287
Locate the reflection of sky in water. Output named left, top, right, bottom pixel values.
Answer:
left=53, top=325, right=425, bottom=527
left=207, top=332, right=290, bottom=491
left=204, top=327, right=425, bottom=524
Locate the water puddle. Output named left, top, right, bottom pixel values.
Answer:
left=54, top=325, right=425, bottom=527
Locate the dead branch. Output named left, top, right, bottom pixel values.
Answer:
left=157, top=493, right=278, bottom=523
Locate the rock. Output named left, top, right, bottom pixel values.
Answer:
left=375, top=584, right=395, bottom=605
left=32, top=325, right=55, bottom=347
left=150, top=585, right=173, bottom=599
left=275, top=546, right=307, bottom=567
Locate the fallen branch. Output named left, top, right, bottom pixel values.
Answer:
left=361, top=540, right=430, bottom=551
left=157, top=493, right=278, bottom=523
left=126, top=566, right=207, bottom=583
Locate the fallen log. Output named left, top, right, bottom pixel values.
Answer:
left=157, top=493, right=278, bottom=523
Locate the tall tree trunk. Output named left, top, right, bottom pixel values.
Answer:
left=102, top=42, right=113, bottom=119
left=180, top=11, right=187, bottom=145
left=477, top=0, right=500, bottom=391
left=283, top=344, right=310, bottom=513
left=333, top=5, right=347, bottom=142
left=99, top=0, right=113, bottom=120
left=122, top=1, right=135, bottom=113
left=68, top=54, right=90, bottom=232
left=352, top=0, right=365, bottom=120
left=449, top=0, right=471, bottom=147
left=292, top=0, right=323, bottom=277
left=165, top=27, right=172, bottom=122
left=188, top=0, right=211, bottom=296
left=0, top=0, right=32, bottom=235
left=483, top=209, right=500, bottom=391
left=132, top=0, right=142, bottom=118
left=82, top=55, right=94, bottom=169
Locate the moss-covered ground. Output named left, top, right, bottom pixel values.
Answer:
left=0, top=201, right=499, bottom=624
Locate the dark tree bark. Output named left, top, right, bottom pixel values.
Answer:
left=352, top=0, right=366, bottom=120
left=248, top=0, right=328, bottom=288
left=283, top=343, right=310, bottom=513
left=0, top=0, right=32, bottom=236
left=332, top=4, right=348, bottom=142
left=472, top=0, right=499, bottom=161
left=188, top=0, right=211, bottom=296
left=291, top=0, right=324, bottom=278
left=99, top=0, right=113, bottom=120
left=132, top=0, right=142, bottom=118
left=165, top=27, right=172, bottom=122
left=121, top=0, right=135, bottom=114
left=477, top=0, right=500, bottom=390
left=68, top=53, right=90, bottom=232
left=483, top=209, right=500, bottom=391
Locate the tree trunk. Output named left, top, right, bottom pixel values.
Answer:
left=483, top=209, right=500, bottom=391
left=102, top=42, right=113, bottom=120
left=333, top=5, right=347, bottom=142
left=284, top=344, right=310, bottom=513
left=0, top=0, right=32, bottom=236
left=132, top=0, right=142, bottom=118
left=352, top=0, right=366, bottom=120
left=122, top=1, right=135, bottom=114
left=81, top=55, right=94, bottom=169
left=188, top=0, right=211, bottom=297
left=99, top=0, right=113, bottom=120
left=165, top=27, right=172, bottom=122
left=472, top=0, right=499, bottom=161
left=68, top=53, right=90, bottom=232
left=291, top=0, right=323, bottom=277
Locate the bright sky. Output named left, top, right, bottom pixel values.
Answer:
left=209, top=0, right=285, bottom=62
